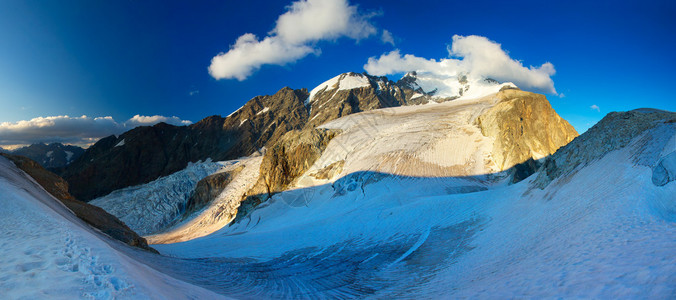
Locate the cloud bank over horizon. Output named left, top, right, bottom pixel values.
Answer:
left=0, top=115, right=192, bottom=148
left=364, top=35, right=558, bottom=94
left=208, top=0, right=379, bottom=81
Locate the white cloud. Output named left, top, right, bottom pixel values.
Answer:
left=209, top=0, right=377, bottom=80
left=124, top=115, right=192, bottom=128
left=273, top=0, right=376, bottom=43
left=364, top=35, right=558, bottom=94
left=381, top=29, right=395, bottom=46
left=0, top=115, right=192, bottom=148
left=590, top=104, right=600, bottom=112
left=209, top=34, right=315, bottom=81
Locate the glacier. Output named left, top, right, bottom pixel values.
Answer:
left=90, top=160, right=229, bottom=235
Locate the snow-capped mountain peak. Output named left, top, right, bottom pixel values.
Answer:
left=308, top=72, right=373, bottom=104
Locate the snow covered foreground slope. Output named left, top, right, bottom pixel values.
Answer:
left=151, top=107, right=676, bottom=298
left=0, top=156, right=224, bottom=299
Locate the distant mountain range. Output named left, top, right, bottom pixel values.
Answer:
left=2, top=143, right=84, bottom=169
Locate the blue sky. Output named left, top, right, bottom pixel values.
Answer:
left=0, top=0, right=674, bottom=147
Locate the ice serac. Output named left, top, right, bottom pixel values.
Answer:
left=146, top=155, right=263, bottom=244
left=89, top=160, right=226, bottom=236
left=62, top=86, right=310, bottom=201
left=476, top=89, right=578, bottom=171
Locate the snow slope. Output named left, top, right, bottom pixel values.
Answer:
left=0, top=156, right=224, bottom=299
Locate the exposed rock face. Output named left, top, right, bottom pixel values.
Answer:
left=62, top=87, right=310, bottom=201
left=235, top=129, right=339, bottom=222
left=476, top=89, right=579, bottom=170
left=535, top=109, right=676, bottom=188
left=1, top=153, right=74, bottom=201
left=184, top=166, right=244, bottom=217
left=511, top=158, right=542, bottom=184
left=310, top=160, right=345, bottom=180
left=10, top=143, right=84, bottom=169
left=0, top=153, right=155, bottom=252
